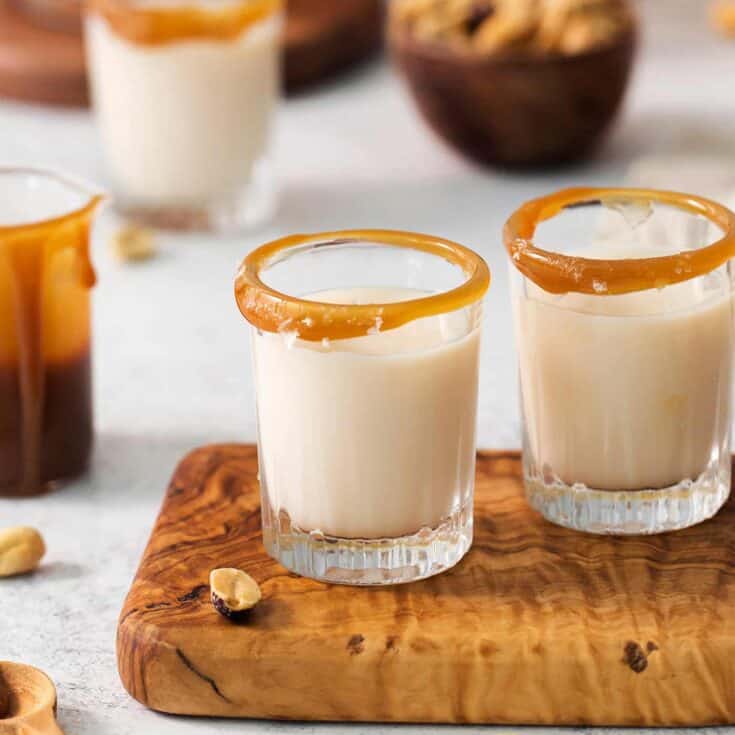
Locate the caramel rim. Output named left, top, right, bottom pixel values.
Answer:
left=504, top=187, right=735, bottom=296
left=89, top=0, right=282, bottom=45
left=0, top=167, right=105, bottom=289
left=235, top=229, right=491, bottom=342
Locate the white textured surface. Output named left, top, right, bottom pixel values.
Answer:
left=1, top=2, right=735, bottom=732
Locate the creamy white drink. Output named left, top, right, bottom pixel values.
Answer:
left=85, top=0, right=280, bottom=227
left=515, top=259, right=733, bottom=492
left=253, top=287, right=481, bottom=539
left=507, top=188, right=735, bottom=534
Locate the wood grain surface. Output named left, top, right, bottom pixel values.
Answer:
left=117, top=444, right=735, bottom=726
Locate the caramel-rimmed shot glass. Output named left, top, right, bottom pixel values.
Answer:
left=505, top=187, right=735, bottom=534
left=0, top=167, right=104, bottom=497
left=84, top=0, right=282, bottom=232
left=235, top=230, right=490, bottom=585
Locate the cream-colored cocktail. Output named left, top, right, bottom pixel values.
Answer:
left=253, top=287, right=481, bottom=540
left=85, top=0, right=281, bottom=230
left=236, top=230, right=490, bottom=584
left=506, top=188, right=735, bottom=534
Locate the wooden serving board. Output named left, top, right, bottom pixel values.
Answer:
left=117, top=444, right=735, bottom=726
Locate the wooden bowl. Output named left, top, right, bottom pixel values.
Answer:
left=0, top=661, right=64, bottom=734
left=390, top=28, right=637, bottom=168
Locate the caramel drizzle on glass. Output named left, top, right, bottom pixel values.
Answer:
left=504, top=187, right=735, bottom=295
left=88, top=0, right=282, bottom=45
left=235, top=229, right=491, bottom=342
left=1, top=178, right=102, bottom=494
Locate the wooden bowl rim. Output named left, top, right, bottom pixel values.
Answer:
left=0, top=661, right=57, bottom=723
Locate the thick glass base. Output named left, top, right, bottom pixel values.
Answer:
left=262, top=501, right=473, bottom=586
left=525, top=461, right=731, bottom=535
left=113, top=159, right=276, bottom=234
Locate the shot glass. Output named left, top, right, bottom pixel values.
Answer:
left=84, top=0, right=282, bottom=232
left=506, top=187, right=735, bottom=534
left=235, top=230, right=490, bottom=584
left=0, top=168, right=103, bottom=496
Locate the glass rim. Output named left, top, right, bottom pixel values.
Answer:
left=0, top=166, right=105, bottom=235
left=87, top=0, right=282, bottom=45
left=504, top=187, right=735, bottom=296
left=234, top=229, right=491, bottom=342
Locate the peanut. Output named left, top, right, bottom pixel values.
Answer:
left=210, top=568, right=261, bottom=621
left=395, top=0, right=631, bottom=54
left=0, top=527, right=45, bottom=577
left=111, top=224, right=156, bottom=263
left=474, top=0, right=540, bottom=53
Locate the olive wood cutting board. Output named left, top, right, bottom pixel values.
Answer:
left=117, top=444, right=735, bottom=726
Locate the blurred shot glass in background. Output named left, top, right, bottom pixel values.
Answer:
left=84, top=0, right=282, bottom=232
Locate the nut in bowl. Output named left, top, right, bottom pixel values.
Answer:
left=389, top=0, right=637, bottom=167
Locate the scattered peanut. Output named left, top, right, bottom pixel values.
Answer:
left=111, top=223, right=156, bottom=263
left=210, top=568, right=261, bottom=621
left=0, top=527, right=45, bottom=577
left=392, top=0, right=633, bottom=55
left=711, top=1, right=735, bottom=37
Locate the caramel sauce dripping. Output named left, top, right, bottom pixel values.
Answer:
left=88, top=0, right=282, bottom=45
left=235, top=229, right=491, bottom=342
left=504, top=187, right=735, bottom=296
left=0, top=196, right=101, bottom=496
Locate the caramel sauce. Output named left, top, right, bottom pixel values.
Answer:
left=88, top=0, right=282, bottom=45
left=0, top=196, right=101, bottom=496
left=234, top=229, right=491, bottom=342
left=504, top=187, right=735, bottom=296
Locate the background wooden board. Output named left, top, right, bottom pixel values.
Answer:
left=0, top=0, right=88, bottom=106
left=284, top=0, right=384, bottom=93
left=0, top=0, right=382, bottom=107
left=117, top=444, right=735, bottom=726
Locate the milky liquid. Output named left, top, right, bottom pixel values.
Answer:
left=252, top=287, right=481, bottom=539
left=514, top=245, right=734, bottom=491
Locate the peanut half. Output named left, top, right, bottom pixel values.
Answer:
left=210, top=568, right=261, bottom=621
left=111, top=224, right=156, bottom=263
left=0, top=527, right=46, bottom=577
